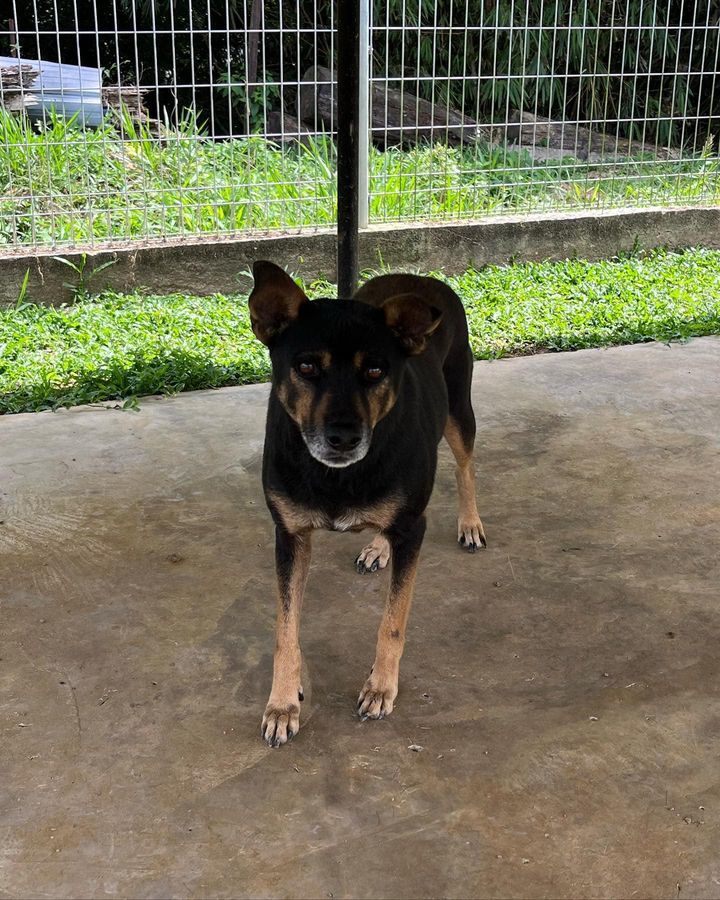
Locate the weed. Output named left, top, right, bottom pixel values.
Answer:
left=51, top=254, right=117, bottom=300
left=15, top=269, right=30, bottom=307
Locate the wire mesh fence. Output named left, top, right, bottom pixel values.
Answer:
left=368, top=1, right=720, bottom=224
left=0, top=1, right=718, bottom=250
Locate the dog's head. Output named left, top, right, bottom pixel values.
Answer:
left=249, top=261, right=441, bottom=468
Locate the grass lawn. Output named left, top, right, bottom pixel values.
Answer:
left=1, top=247, right=719, bottom=415
left=1, top=111, right=719, bottom=247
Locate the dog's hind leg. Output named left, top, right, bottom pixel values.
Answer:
left=442, top=347, right=486, bottom=552
left=355, top=532, right=391, bottom=574
left=444, top=410, right=487, bottom=553
left=445, top=415, right=486, bottom=551
left=261, top=526, right=311, bottom=747
left=358, top=515, right=425, bottom=719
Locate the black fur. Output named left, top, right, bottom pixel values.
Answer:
left=261, top=281, right=474, bottom=523
left=250, top=263, right=483, bottom=744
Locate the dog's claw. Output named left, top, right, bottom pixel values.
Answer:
left=458, top=521, right=487, bottom=553
left=357, top=678, right=396, bottom=720
left=261, top=703, right=300, bottom=747
left=356, top=556, right=382, bottom=575
left=355, top=535, right=391, bottom=575
left=458, top=536, right=486, bottom=552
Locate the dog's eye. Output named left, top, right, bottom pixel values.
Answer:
left=297, top=361, right=320, bottom=379
left=363, top=366, right=385, bottom=383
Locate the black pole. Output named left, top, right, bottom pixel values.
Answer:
left=336, top=0, right=360, bottom=298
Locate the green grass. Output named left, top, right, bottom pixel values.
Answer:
left=1, top=247, right=719, bottom=415
left=1, top=110, right=719, bottom=246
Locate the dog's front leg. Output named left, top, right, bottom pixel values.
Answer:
left=358, top=515, right=426, bottom=720
left=262, top=526, right=311, bottom=747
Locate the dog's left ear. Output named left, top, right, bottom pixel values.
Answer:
left=382, top=294, right=442, bottom=355
left=249, top=261, right=309, bottom=345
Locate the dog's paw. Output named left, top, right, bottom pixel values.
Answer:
left=458, top=517, right=487, bottom=553
left=357, top=675, right=397, bottom=720
left=261, top=699, right=301, bottom=747
left=355, top=534, right=391, bottom=574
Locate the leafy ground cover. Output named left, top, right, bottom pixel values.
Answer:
left=1, top=247, right=719, bottom=414
left=1, top=111, right=718, bottom=246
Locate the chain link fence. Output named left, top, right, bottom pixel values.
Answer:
left=1, top=0, right=718, bottom=250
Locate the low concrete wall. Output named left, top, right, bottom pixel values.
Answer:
left=1, top=205, right=719, bottom=306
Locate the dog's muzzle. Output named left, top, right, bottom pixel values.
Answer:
left=302, top=423, right=371, bottom=468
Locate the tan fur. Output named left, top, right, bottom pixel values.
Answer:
left=278, top=360, right=335, bottom=433
left=261, top=531, right=312, bottom=745
left=369, top=381, right=397, bottom=428
left=352, top=352, right=398, bottom=427
left=357, top=553, right=420, bottom=719
left=356, top=533, right=391, bottom=572
left=283, top=369, right=314, bottom=427
left=444, top=417, right=486, bottom=548
left=268, top=491, right=403, bottom=535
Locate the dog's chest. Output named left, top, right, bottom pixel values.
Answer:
left=268, top=492, right=402, bottom=534
left=322, top=509, right=369, bottom=532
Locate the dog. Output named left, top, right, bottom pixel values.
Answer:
left=248, top=261, right=486, bottom=746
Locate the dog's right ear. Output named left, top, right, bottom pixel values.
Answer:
left=248, top=261, right=309, bottom=345
left=381, top=293, right=442, bottom=355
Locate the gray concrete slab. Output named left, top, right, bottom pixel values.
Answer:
left=1, top=338, right=719, bottom=900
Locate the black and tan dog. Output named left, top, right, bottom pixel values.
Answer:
left=249, top=261, right=486, bottom=747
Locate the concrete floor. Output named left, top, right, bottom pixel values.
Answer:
left=2, top=338, right=720, bottom=899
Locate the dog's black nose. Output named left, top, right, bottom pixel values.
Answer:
left=326, top=423, right=362, bottom=452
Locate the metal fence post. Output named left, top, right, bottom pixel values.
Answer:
left=336, top=0, right=360, bottom=297
left=358, top=0, right=370, bottom=230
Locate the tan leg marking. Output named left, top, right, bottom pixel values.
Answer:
left=444, top=417, right=487, bottom=552
left=358, top=548, right=420, bottom=720
left=355, top=533, right=391, bottom=574
left=262, top=530, right=311, bottom=747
